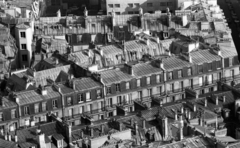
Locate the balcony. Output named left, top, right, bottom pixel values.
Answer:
left=116, top=100, right=134, bottom=107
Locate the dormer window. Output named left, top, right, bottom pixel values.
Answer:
left=78, top=94, right=84, bottom=103
left=116, top=83, right=120, bottom=92
left=86, top=92, right=91, bottom=101
left=168, top=72, right=173, bottom=80
left=147, top=77, right=151, bottom=85
left=97, top=90, right=102, bottom=98
left=156, top=75, right=160, bottom=83
left=67, top=97, right=72, bottom=105
left=187, top=68, right=192, bottom=76
left=229, top=57, right=233, bottom=66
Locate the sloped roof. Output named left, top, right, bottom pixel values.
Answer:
left=131, top=62, right=163, bottom=77
left=191, top=49, right=221, bottom=64
left=74, top=77, right=102, bottom=91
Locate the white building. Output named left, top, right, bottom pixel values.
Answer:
left=15, top=22, right=34, bottom=68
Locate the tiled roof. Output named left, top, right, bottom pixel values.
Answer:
left=132, top=62, right=163, bottom=77
left=99, top=68, right=133, bottom=85
left=74, top=77, right=102, bottom=91
left=229, top=142, right=240, bottom=148
left=219, top=43, right=238, bottom=58
left=191, top=49, right=221, bottom=64
left=0, top=97, right=17, bottom=110
left=12, top=122, right=59, bottom=142
left=100, top=44, right=123, bottom=57
left=58, top=84, right=74, bottom=94
left=162, top=56, right=193, bottom=70
left=0, top=138, right=17, bottom=148
left=16, top=86, right=60, bottom=105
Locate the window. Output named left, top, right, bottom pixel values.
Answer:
left=24, top=106, right=29, bottom=115
left=168, top=72, right=173, bottom=80
left=11, top=109, right=16, bottom=119
left=34, top=104, right=39, bottom=113
left=126, top=82, right=130, bottom=89
left=170, top=83, right=174, bottom=92
left=20, top=32, right=26, bottom=38
left=134, top=3, right=140, bottom=7
left=116, top=83, right=120, bottom=92
left=78, top=94, right=83, bottom=103
left=147, top=3, right=153, bottom=7
left=216, top=60, right=221, bottom=68
left=115, top=4, right=120, bottom=7
left=160, top=2, right=166, bottom=6
left=198, top=65, right=203, bottom=73
left=128, top=3, right=133, bottom=7
left=178, top=70, right=182, bottom=78
left=68, top=108, right=73, bottom=117
left=208, top=75, right=213, bottom=84
left=209, top=62, right=212, bottom=71
left=167, top=2, right=172, bottom=6
left=42, top=102, right=46, bottom=111
left=97, top=90, right=101, bottom=98
left=115, top=12, right=121, bottom=15
left=137, top=79, right=141, bottom=87
left=199, top=77, right=203, bottom=86
left=128, top=11, right=133, bottom=14
left=79, top=106, right=84, bottom=114
left=92, top=24, right=96, bottom=29
left=117, top=96, right=122, bottom=104
left=108, top=112, right=113, bottom=117
left=148, top=89, right=152, bottom=97
left=157, top=86, right=162, bottom=94
left=67, top=97, right=72, bottom=105
left=188, top=68, right=192, bottom=76
left=147, top=77, right=151, bottom=85
left=108, top=4, right=113, bottom=8
left=52, top=99, right=57, bottom=108
left=229, top=57, right=233, bottom=66
left=156, top=75, right=160, bottom=83
left=86, top=92, right=91, bottom=101
left=0, top=113, right=2, bottom=121
left=21, top=44, right=27, bottom=50
left=107, top=98, right=113, bottom=106
left=58, top=140, right=63, bottom=147
left=87, top=104, right=92, bottom=112
left=107, top=87, right=111, bottom=94
left=127, top=93, right=132, bottom=103
left=231, top=69, right=234, bottom=77
left=22, top=55, right=28, bottom=62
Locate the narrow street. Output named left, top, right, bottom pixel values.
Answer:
left=218, top=0, right=240, bottom=54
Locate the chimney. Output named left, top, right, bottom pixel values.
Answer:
left=199, top=118, right=203, bottom=126
left=101, top=125, right=104, bottom=133
left=155, top=59, right=165, bottom=70
left=135, top=121, right=138, bottom=133
left=145, top=38, right=150, bottom=46
left=185, top=109, right=188, bottom=117
left=8, top=134, right=11, bottom=141
left=41, top=88, right=47, bottom=96
left=72, top=80, right=76, bottom=90
left=182, top=15, right=188, bottom=26
left=160, top=99, right=163, bottom=107
left=156, top=37, right=160, bottom=44
left=15, top=97, right=19, bottom=104
left=130, top=119, right=134, bottom=127
left=37, top=133, right=46, bottom=148
left=222, top=95, right=226, bottom=103
left=57, top=9, right=61, bottom=18
left=14, top=131, right=18, bottom=142
left=111, top=9, right=116, bottom=27
left=119, top=122, right=123, bottom=131
left=175, top=111, right=178, bottom=120
left=5, top=133, right=8, bottom=141
left=81, top=130, right=84, bottom=138
left=193, top=104, right=196, bottom=112
left=204, top=98, right=207, bottom=107
left=0, top=97, right=5, bottom=107
left=179, top=114, right=184, bottom=141
left=142, top=120, right=146, bottom=130
left=216, top=117, right=218, bottom=129
left=188, top=111, right=191, bottom=119
left=124, top=107, right=128, bottom=116
left=90, top=128, right=94, bottom=137
left=181, top=107, right=184, bottom=114
left=215, top=96, right=219, bottom=105
left=55, top=58, right=59, bottom=65
left=67, top=125, right=72, bottom=143
left=163, top=116, right=168, bottom=139
left=84, top=7, right=88, bottom=17
left=36, top=125, right=41, bottom=135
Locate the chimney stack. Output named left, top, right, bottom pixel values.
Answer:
left=179, top=114, right=184, bottom=141
left=119, top=122, right=123, bottom=131
left=160, top=99, right=163, bottom=108
left=90, top=128, right=94, bottom=137
left=215, top=96, right=219, bottom=105
left=193, top=104, right=196, bottom=112
left=175, top=111, right=178, bottom=120
left=204, top=98, right=207, bottom=107
left=14, top=131, right=18, bottom=142
left=101, top=125, right=104, bottom=133
left=188, top=111, right=191, bottom=120
left=182, top=15, right=188, bottom=26
left=135, top=121, right=138, bottom=134
left=222, top=95, right=226, bottom=103
left=142, top=120, right=146, bottom=130
left=181, top=107, right=184, bottom=114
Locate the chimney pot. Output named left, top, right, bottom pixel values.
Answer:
left=142, top=120, right=146, bottom=130
left=175, top=112, right=178, bottom=120
left=215, top=96, right=219, bottom=105
left=222, top=95, right=226, bottom=103
left=204, top=98, right=207, bottom=107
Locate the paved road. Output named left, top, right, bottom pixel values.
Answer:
left=218, top=0, right=240, bottom=54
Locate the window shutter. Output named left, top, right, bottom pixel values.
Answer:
left=224, top=58, right=229, bottom=68
left=131, top=79, right=136, bottom=89
left=91, top=90, right=96, bottom=100
left=111, top=84, right=116, bottom=94
left=121, top=81, right=126, bottom=92
left=202, top=63, right=207, bottom=73
left=83, top=93, right=86, bottom=102
left=182, top=67, right=188, bottom=77
left=141, top=76, right=146, bottom=87
left=212, top=61, right=217, bottom=70
left=151, top=74, right=156, bottom=85
left=192, top=65, right=197, bottom=75
left=234, top=56, right=239, bottom=65
left=173, top=70, right=178, bottom=79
